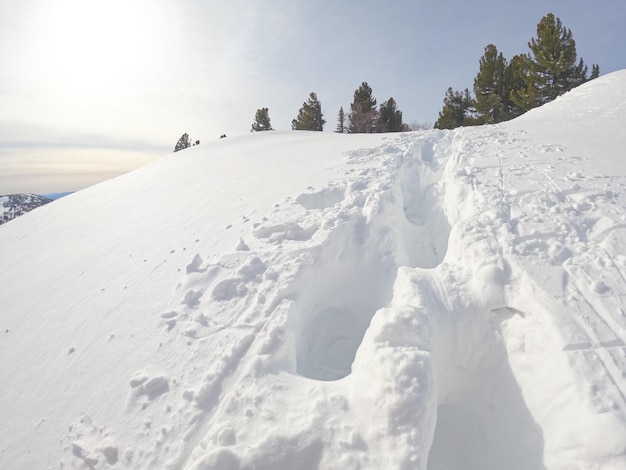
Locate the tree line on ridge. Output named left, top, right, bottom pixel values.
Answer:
left=174, top=12, right=599, bottom=152
left=249, top=84, right=410, bottom=135
left=434, top=13, right=599, bottom=129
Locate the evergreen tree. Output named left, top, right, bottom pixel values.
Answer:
left=251, top=108, right=273, bottom=132
left=511, top=13, right=599, bottom=111
left=507, top=54, right=539, bottom=111
left=292, top=92, right=326, bottom=131
left=335, top=106, right=346, bottom=133
left=434, top=88, right=476, bottom=130
left=473, top=44, right=523, bottom=123
left=590, top=64, right=600, bottom=80
left=348, top=82, right=378, bottom=133
left=377, top=97, right=406, bottom=132
left=174, top=133, right=191, bottom=152
left=530, top=13, right=576, bottom=100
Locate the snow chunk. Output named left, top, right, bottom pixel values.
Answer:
left=295, top=186, right=345, bottom=210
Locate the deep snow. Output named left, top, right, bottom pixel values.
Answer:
left=1, top=71, right=626, bottom=470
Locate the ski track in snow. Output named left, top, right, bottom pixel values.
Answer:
left=2, top=72, right=626, bottom=470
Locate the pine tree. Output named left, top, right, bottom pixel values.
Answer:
left=377, top=97, right=406, bottom=132
left=292, top=92, right=326, bottom=131
left=473, top=44, right=522, bottom=123
left=511, top=13, right=599, bottom=111
left=531, top=13, right=576, bottom=100
left=335, top=107, right=346, bottom=133
left=434, top=88, right=476, bottom=130
left=174, top=133, right=191, bottom=152
left=348, top=82, right=378, bottom=133
left=507, top=54, right=539, bottom=111
left=251, top=108, right=273, bottom=132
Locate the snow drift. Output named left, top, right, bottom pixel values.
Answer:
left=1, top=71, right=626, bottom=470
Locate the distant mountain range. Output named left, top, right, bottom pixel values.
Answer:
left=41, top=192, right=73, bottom=200
left=0, top=193, right=53, bottom=225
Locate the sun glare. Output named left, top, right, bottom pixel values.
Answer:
left=36, top=0, right=164, bottom=94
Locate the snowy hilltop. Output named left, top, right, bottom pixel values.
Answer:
left=0, top=193, right=51, bottom=225
left=1, top=71, right=626, bottom=470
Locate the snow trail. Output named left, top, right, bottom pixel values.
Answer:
left=171, top=128, right=550, bottom=469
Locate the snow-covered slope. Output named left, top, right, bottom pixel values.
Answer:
left=1, top=71, right=626, bottom=470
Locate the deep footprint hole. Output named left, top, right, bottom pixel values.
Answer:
left=398, top=140, right=451, bottom=269
left=292, top=216, right=397, bottom=381
left=296, top=307, right=364, bottom=381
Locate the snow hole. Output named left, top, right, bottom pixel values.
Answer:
left=293, top=215, right=396, bottom=381
left=398, top=140, right=451, bottom=268
left=297, top=307, right=364, bottom=381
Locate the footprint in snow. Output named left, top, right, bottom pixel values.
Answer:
left=182, top=289, right=203, bottom=308
left=186, top=253, right=207, bottom=274
left=129, top=373, right=170, bottom=400
left=160, top=311, right=178, bottom=331
left=65, top=415, right=119, bottom=467
left=211, top=279, right=248, bottom=301
left=235, top=238, right=250, bottom=251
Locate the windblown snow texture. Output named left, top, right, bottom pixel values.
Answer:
left=1, top=71, right=626, bottom=470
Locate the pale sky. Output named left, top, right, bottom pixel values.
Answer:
left=1, top=0, right=624, bottom=194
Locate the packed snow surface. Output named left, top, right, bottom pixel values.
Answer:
left=2, top=71, right=626, bottom=470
